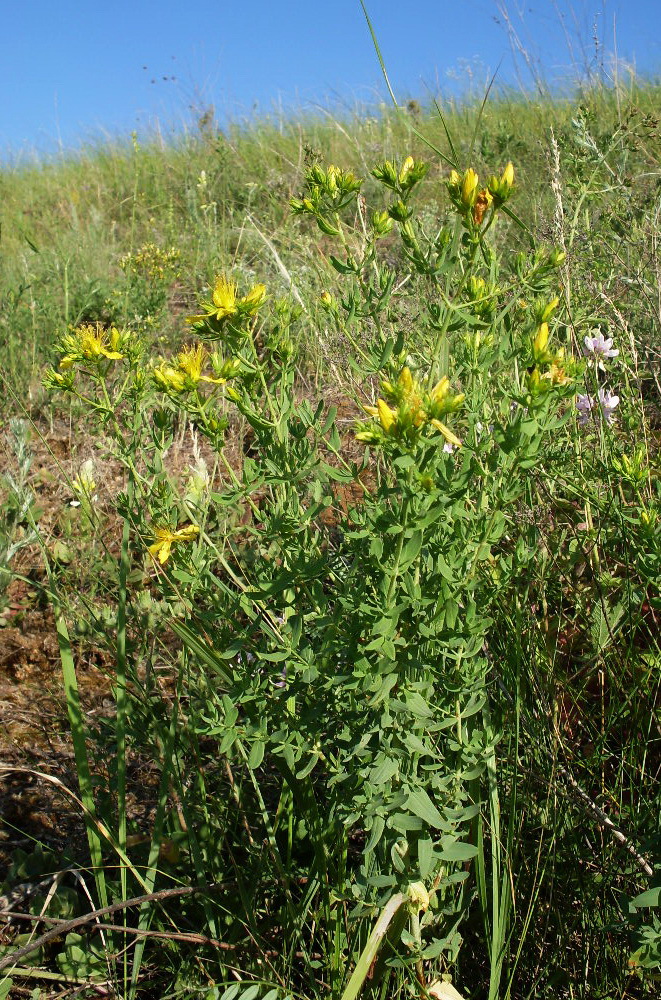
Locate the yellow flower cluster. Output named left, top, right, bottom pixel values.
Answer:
left=357, top=367, right=464, bottom=448
left=447, top=162, right=514, bottom=224
left=119, top=243, right=181, bottom=281
left=525, top=298, right=574, bottom=393
left=153, top=343, right=238, bottom=394
left=57, top=324, right=130, bottom=369
left=187, top=274, right=266, bottom=330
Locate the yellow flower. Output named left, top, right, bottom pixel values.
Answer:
left=43, top=368, right=75, bottom=390
left=59, top=323, right=125, bottom=369
left=430, top=376, right=450, bottom=404
left=188, top=274, right=267, bottom=326
left=211, top=275, right=239, bottom=319
left=148, top=524, right=200, bottom=565
left=362, top=399, right=397, bottom=434
left=398, top=155, right=415, bottom=184
left=427, top=377, right=464, bottom=418
left=153, top=344, right=226, bottom=393
left=532, top=322, right=550, bottom=361
left=240, top=282, right=267, bottom=314
left=153, top=362, right=187, bottom=393
left=176, top=344, right=225, bottom=385
left=543, top=362, right=572, bottom=386
left=487, top=162, right=515, bottom=205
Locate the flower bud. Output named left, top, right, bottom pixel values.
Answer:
left=461, top=168, right=479, bottom=208
left=372, top=160, right=399, bottom=189
left=377, top=399, right=396, bottom=433
left=398, top=155, right=415, bottom=184
left=541, top=297, right=560, bottom=322
left=532, top=322, right=550, bottom=361
left=372, top=209, right=394, bottom=236
left=388, top=199, right=412, bottom=222
left=502, top=161, right=514, bottom=188
left=407, top=881, right=430, bottom=912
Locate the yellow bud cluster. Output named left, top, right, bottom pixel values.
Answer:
left=357, top=367, right=464, bottom=450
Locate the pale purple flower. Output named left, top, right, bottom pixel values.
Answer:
left=443, top=441, right=455, bottom=454
left=576, top=388, right=620, bottom=426
left=576, top=393, right=595, bottom=425
left=583, top=332, right=619, bottom=363
left=597, top=387, right=619, bottom=424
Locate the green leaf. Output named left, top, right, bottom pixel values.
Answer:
left=438, top=840, right=478, bottom=862
left=56, top=933, right=106, bottom=982
left=170, top=620, right=233, bottom=686
left=400, top=529, right=423, bottom=567
left=330, top=254, right=356, bottom=275
left=240, top=985, right=262, bottom=1000
left=296, top=755, right=320, bottom=779
left=631, top=887, right=661, bottom=909
left=370, top=757, right=399, bottom=785
left=417, top=837, right=435, bottom=878
left=221, top=986, right=241, bottom=1000
left=365, top=815, right=386, bottom=852
left=403, top=691, right=433, bottom=718
left=248, top=741, right=265, bottom=770
left=405, top=788, right=450, bottom=831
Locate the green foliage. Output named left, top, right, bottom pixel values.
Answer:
left=1, top=81, right=660, bottom=1000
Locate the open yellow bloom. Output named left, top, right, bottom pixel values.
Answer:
left=59, top=323, right=125, bottom=369
left=148, top=524, right=200, bottom=565
left=211, top=275, right=239, bottom=319
left=153, top=344, right=226, bottom=393
left=176, top=344, right=224, bottom=384
left=187, top=274, right=267, bottom=326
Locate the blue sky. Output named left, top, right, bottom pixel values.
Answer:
left=2, top=1, right=659, bottom=159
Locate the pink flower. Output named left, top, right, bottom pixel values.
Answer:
left=583, top=332, right=619, bottom=364
left=576, top=393, right=595, bottom=425
left=576, top=389, right=620, bottom=426
left=597, top=387, right=619, bottom=424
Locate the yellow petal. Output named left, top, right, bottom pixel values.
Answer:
left=377, top=399, right=396, bottom=433
left=398, top=366, right=414, bottom=396
left=173, top=525, right=200, bottom=543
left=430, top=419, right=462, bottom=447
left=430, top=376, right=450, bottom=402
left=148, top=538, right=172, bottom=564
left=240, top=283, right=267, bottom=313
